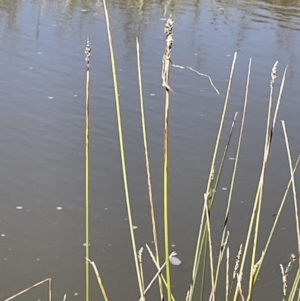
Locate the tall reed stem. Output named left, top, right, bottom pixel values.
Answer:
left=215, top=59, right=251, bottom=290
left=188, top=52, right=237, bottom=301
left=85, top=38, right=91, bottom=301
left=136, top=37, right=163, bottom=299
left=162, top=15, right=174, bottom=301
left=102, top=1, right=144, bottom=300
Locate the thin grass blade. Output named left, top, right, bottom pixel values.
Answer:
left=102, top=1, right=144, bottom=300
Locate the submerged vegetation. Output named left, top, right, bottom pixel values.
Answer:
left=3, top=1, right=300, bottom=301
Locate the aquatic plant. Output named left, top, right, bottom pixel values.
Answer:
left=3, top=3, right=300, bottom=301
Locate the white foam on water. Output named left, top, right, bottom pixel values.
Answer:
left=37, top=52, right=42, bottom=54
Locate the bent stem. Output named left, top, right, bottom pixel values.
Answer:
left=3, top=279, right=52, bottom=301
left=88, top=259, right=109, bottom=301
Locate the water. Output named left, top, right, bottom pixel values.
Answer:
left=0, top=0, right=299, bottom=300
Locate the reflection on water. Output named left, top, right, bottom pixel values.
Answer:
left=0, top=0, right=22, bottom=30
left=0, top=0, right=299, bottom=300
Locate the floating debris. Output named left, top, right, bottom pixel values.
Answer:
left=1, top=234, right=5, bottom=237
left=83, top=243, right=90, bottom=247
left=170, top=256, right=182, bottom=266
left=171, top=244, right=176, bottom=247
left=132, top=225, right=138, bottom=230
left=222, top=187, right=228, bottom=191
left=74, top=293, right=79, bottom=296
left=48, top=96, right=54, bottom=100
left=56, top=207, right=63, bottom=210
left=229, top=157, right=235, bottom=161
left=37, top=52, right=42, bottom=55
left=16, top=206, right=23, bottom=210
left=150, top=93, right=155, bottom=96
left=74, top=94, right=78, bottom=97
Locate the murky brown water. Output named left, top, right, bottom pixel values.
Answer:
left=0, top=0, right=299, bottom=300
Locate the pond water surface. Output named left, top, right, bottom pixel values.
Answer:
left=0, top=0, right=300, bottom=300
